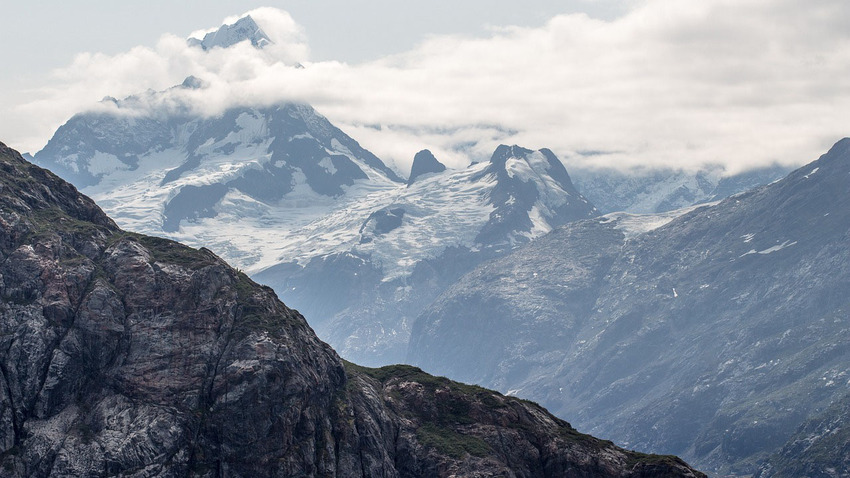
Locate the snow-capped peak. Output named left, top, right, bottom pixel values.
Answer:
left=188, top=15, right=272, bottom=51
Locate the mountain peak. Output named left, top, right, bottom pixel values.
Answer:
left=472, top=144, right=598, bottom=246
left=188, top=15, right=271, bottom=51
left=180, top=75, right=206, bottom=89
left=490, top=144, right=534, bottom=167
left=407, top=149, right=446, bottom=185
left=816, top=136, right=850, bottom=170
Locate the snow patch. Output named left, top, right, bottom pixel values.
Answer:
left=740, top=240, right=798, bottom=257
left=318, top=157, right=337, bottom=175
left=602, top=203, right=710, bottom=239
left=87, top=152, right=129, bottom=176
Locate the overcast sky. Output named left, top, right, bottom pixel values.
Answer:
left=2, top=1, right=849, bottom=174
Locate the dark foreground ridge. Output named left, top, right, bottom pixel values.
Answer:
left=0, top=141, right=703, bottom=476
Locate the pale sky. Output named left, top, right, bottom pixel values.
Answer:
left=2, top=1, right=849, bottom=175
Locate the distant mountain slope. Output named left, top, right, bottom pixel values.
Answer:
left=254, top=144, right=599, bottom=364
left=408, top=138, right=850, bottom=475
left=0, top=140, right=704, bottom=477
left=756, top=390, right=850, bottom=478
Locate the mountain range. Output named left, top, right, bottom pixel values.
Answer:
left=32, top=82, right=600, bottom=365
left=23, top=14, right=847, bottom=476
left=31, top=83, right=786, bottom=368
left=29, top=16, right=796, bottom=370
left=569, top=163, right=791, bottom=214
left=407, top=138, right=850, bottom=475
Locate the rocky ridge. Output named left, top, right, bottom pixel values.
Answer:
left=0, top=141, right=703, bottom=476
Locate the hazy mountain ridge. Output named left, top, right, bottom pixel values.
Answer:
left=569, top=163, right=792, bottom=214
left=0, top=140, right=704, bottom=477
left=407, top=138, right=850, bottom=475
left=33, top=94, right=402, bottom=268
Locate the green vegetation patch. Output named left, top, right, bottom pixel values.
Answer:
left=231, top=271, right=302, bottom=338
left=135, top=235, right=217, bottom=269
left=624, top=450, right=692, bottom=469
left=416, top=423, right=491, bottom=459
left=344, top=361, right=508, bottom=427
left=344, top=362, right=493, bottom=397
left=30, top=207, right=109, bottom=238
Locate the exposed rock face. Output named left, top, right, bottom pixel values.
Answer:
left=0, top=141, right=703, bottom=476
left=407, top=150, right=446, bottom=186
left=408, top=138, right=850, bottom=475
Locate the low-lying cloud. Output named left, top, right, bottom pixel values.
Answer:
left=13, top=1, right=850, bottom=175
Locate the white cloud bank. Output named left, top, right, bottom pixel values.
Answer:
left=12, top=1, right=850, bottom=174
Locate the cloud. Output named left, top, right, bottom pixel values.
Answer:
left=13, top=1, right=850, bottom=175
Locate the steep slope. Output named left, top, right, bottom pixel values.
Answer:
left=756, top=391, right=850, bottom=478
left=254, top=145, right=598, bottom=364
left=407, top=149, right=445, bottom=186
left=408, top=138, right=850, bottom=475
left=0, top=141, right=703, bottom=476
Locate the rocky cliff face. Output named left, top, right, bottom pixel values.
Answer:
left=0, top=141, right=702, bottom=476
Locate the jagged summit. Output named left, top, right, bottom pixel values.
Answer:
left=474, top=144, right=598, bottom=246
left=407, top=149, right=446, bottom=185
left=180, top=75, right=206, bottom=89
left=188, top=15, right=271, bottom=50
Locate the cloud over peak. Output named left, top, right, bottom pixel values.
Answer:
left=15, top=1, right=850, bottom=175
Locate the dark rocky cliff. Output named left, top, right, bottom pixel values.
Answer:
left=0, top=141, right=703, bottom=476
